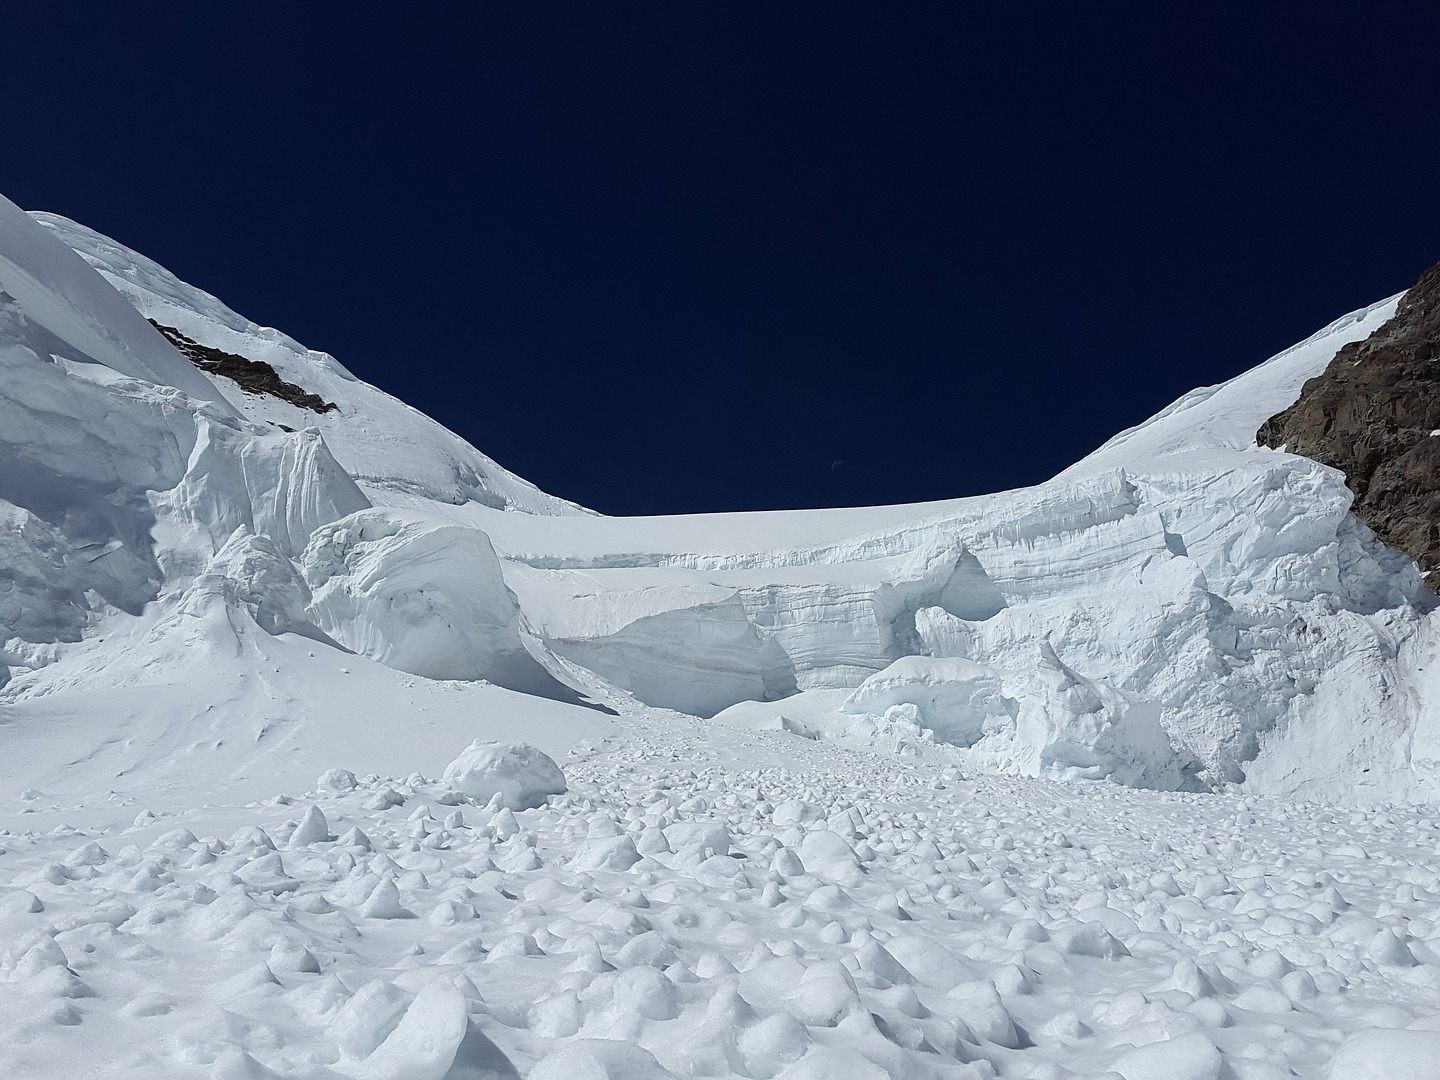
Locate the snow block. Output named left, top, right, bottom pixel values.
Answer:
left=302, top=509, right=566, bottom=696
left=1328, top=1029, right=1440, bottom=1080
left=1111, top=1031, right=1222, bottom=1080
left=844, top=655, right=1016, bottom=747
left=528, top=1038, right=678, bottom=1080
left=442, top=740, right=567, bottom=810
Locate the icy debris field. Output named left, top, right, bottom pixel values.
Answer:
left=4, top=721, right=1439, bottom=1080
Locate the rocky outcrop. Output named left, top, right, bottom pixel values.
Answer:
left=148, top=319, right=338, bottom=414
left=1258, top=259, right=1440, bottom=584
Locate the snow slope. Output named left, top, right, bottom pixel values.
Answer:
left=33, top=212, right=588, bottom=517
left=0, top=199, right=609, bottom=812
left=0, top=195, right=235, bottom=416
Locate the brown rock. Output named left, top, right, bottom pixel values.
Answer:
left=1257, top=260, right=1440, bottom=584
left=148, top=320, right=338, bottom=415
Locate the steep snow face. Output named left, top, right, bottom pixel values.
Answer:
left=33, top=212, right=588, bottom=517
left=843, top=656, right=1015, bottom=747
left=1057, top=293, right=1403, bottom=479
left=159, top=420, right=368, bottom=561
left=0, top=195, right=235, bottom=415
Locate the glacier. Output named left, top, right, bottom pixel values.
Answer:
left=3, top=193, right=1440, bottom=1079
left=1, top=193, right=1437, bottom=804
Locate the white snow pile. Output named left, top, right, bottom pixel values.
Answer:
left=834, top=646, right=1194, bottom=789
left=3, top=190, right=1440, bottom=1076
left=714, top=647, right=1191, bottom=790
left=442, top=740, right=568, bottom=809
left=1329, top=1029, right=1440, bottom=1080
left=843, top=656, right=1016, bottom=746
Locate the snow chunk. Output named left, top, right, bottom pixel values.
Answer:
left=662, top=820, right=731, bottom=858
left=798, top=829, right=863, bottom=882
left=301, top=509, right=562, bottom=693
left=1111, top=1032, right=1222, bottom=1080
left=570, top=834, right=641, bottom=872
left=288, top=804, right=333, bottom=847
left=353, top=980, right=471, bottom=1080
left=843, top=655, right=1015, bottom=747
left=359, top=876, right=414, bottom=919
left=529, top=1038, right=678, bottom=1080
left=1008, top=642, right=1193, bottom=789
left=442, top=740, right=566, bottom=810
left=330, top=980, right=411, bottom=1059
left=318, top=768, right=358, bottom=792
left=1328, top=1029, right=1440, bottom=1079
left=776, top=1048, right=890, bottom=1080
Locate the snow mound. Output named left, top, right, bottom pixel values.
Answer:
left=1328, top=1029, right=1440, bottom=1080
left=1111, top=1031, right=1222, bottom=1080
left=442, top=740, right=567, bottom=809
left=529, top=1039, right=676, bottom=1080
left=843, top=655, right=1015, bottom=746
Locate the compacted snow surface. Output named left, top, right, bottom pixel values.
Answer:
left=4, top=194, right=1440, bottom=1077
left=4, top=718, right=1440, bottom=1079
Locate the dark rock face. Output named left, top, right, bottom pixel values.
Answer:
left=148, top=320, right=338, bottom=415
left=1258, top=260, right=1440, bottom=584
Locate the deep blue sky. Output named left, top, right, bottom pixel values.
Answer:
left=7, top=6, right=1439, bottom=514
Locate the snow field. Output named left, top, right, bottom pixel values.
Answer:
left=3, top=722, right=1438, bottom=1078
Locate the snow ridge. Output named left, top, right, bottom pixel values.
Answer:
left=32, top=211, right=588, bottom=517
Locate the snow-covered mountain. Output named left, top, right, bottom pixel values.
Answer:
left=3, top=194, right=1436, bottom=805
left=2, top=194, right=1440, bottom=806
left=33, top=211, right=589, bottom=519
left=5, top=194, right=1440, bottom=1079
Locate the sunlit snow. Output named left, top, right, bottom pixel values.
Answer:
left=2, top=192, right=1439, bottom=1078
